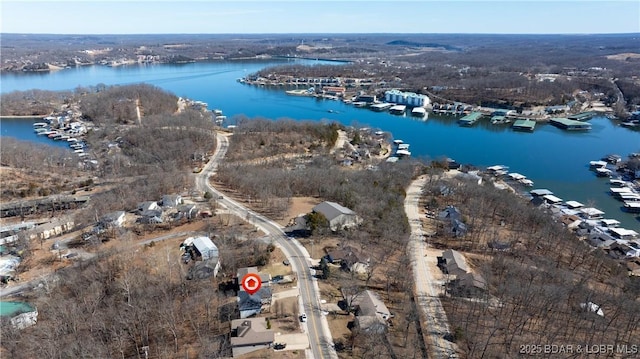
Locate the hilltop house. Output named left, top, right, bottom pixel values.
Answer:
left=230, top=318, right=275, bottom=357
left=312, top=201, right=362, bottom=231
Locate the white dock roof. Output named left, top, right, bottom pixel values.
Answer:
left=565, top=200, right=584, bottom=209
left=543, top=194, right=563, bottom=203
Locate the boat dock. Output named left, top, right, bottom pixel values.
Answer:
left=567, top=111, right=596, bottom=121
left=457, top=112, right=483, bottom=126
left=511, top=119, right=536, bottom=132
left=370, top=103, right=393, bottom=112
left=549, top=117, right=592, bottom=130
left=389, top=104, right=406, bottom=115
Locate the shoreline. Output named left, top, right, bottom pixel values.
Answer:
left=0, top=115, right=46, bottom=119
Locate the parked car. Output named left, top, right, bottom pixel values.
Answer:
left=299, top=313, right=307, bottom=322
left=273, top=343, right=286, bottom=350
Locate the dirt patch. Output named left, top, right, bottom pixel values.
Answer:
left=236, top=347, right=305, bottom=359
left=277, top=196, right=319, bottom=227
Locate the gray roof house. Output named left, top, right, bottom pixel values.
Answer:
left=441, top=249, right=470, bottom=277
left=230, top=318, right=275, bottom=357
left=312, top=201, right=362, bottom=231
left=100, top=211, right=125, bottom=228
left=137, top=201, right=160, bottom=213
left=348, top=290, right=392, bottom=334
left=162, top=194, right=183, bottom=208
left=439, top=206, right=467, bottom=237
left=236, top=267, right=272, bottom=318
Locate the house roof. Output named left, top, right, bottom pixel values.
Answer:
left=326, top=246, right=366, bottom=267
left=442, top=249, right=470, bottom=276
left=438, top=205, right=462, bottom=221
left=349, top=290, right=391, bottom=320
left=312, top=201, right=355, bottom=221
left=230, top=318, right=275, bottom=347
left=102, top=211, right=125, bottom=222
left=458, top=272, right=487, bottom=290
left=238, top=287, right=272, bottom=311
left=192, top=236, right=218, bottom=258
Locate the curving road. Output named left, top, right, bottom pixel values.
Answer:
left=196, top=132, right=338, bottom=359
left=405, top=175, right=458, bottom=358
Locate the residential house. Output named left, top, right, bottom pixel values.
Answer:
left=138, top=209, right=163, bottom=224
left=449, top=272, right=488, bottom=297
left=347, top=290, right=391, bottom=334
left=177, top=204, right=199, bottom=220
left=625, top=257, right=640, bottom=276
left=101, top=211, right=126, bottom=228
left=236, top=267, right=272, bottom=318
left=181, top=236, right=221, bottom=277
left=137, top=201, right=160, bottom=213
left=162, top=194, right=183, bottom=208
left=230, top=318, right=275, bottom=357
left=439, top=249, right=470, bottom=277
left=26, top=218, right=74, bottom=241
left=607, top=241, right=640, bottom=259
left=325, top=246, right=370, bottom=274
left=438, top=206, right=468, bottom=237
left=312, top=201, right=362, bottom=231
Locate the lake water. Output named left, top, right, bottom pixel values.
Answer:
left=1, top=60, right=639, bottom=229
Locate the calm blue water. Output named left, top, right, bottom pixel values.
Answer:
left=1, top=61, right=639, bottom=229
left=0, top=117, right=71, bottom=149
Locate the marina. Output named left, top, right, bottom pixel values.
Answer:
left=1, top=59, right=638, bottom=228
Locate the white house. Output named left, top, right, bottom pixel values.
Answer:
left=312, top=201, right=362, bottom=231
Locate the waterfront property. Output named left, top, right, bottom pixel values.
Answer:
left=512, top=119, right=536, bottom=132
left=458, top=112, right=483, bottom=126
left=550, top=117, right=592, bottom=130
left=384, top=89, right=430, bottom=107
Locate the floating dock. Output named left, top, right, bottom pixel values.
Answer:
left=549, top=117, right=592, bottom=130
left=567, top=111, right=596, bottom=121
left=512, top=119, right=536, bottom=132
left=458, top=112, right=483, bottom=126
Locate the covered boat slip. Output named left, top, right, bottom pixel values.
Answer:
left=458, top=112, right=484, bottom=126
left=549, top=117, right=592, bottom=130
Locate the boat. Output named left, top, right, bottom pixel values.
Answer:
left=33, top=122, right=48, bottom=128
left=623, top=202, right=640, bottom=213
left=34, top=128, right=49, bottom=134
left=389, top=104, right=407, bottom=115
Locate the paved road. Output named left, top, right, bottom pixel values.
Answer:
left=405, top=175, right=458, bottom=358
left=196, top=132, right=338, bottom=359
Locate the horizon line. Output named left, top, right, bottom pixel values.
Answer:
left=2, top=32, right=640, bottom=36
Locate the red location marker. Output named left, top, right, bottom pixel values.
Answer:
left=241, top=273, right=262, bottom=295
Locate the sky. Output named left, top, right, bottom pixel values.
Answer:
left=1, top=0, right=639, bottom=35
